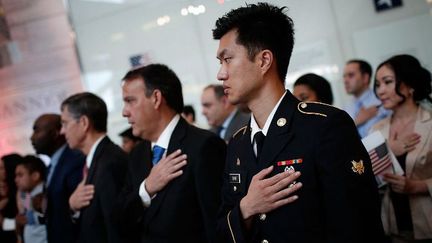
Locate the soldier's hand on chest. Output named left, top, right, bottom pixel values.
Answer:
left=239, top=165, right=302, bottom=220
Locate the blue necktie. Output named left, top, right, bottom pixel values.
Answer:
left=216, top=126, right=225, bottom=138
left=152, top=145, right=165, bottom=165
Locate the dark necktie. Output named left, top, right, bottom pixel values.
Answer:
left=254, top=131, right=265, bottom=161
left=152, top=145, right=166, bottom=165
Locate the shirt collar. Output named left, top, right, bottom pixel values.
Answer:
left=152, top=114, right=180, bottom=150
left=86, top=135, right=106, bottom=168
left=356, top=88, right=374, bottom=103
left=30, top=183, right=45, bottom=197
left=250, top=91, right=287, bottom=142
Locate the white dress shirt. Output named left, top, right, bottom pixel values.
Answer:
left=139, top=115, right=180, bottom=207
left=250, top=91, right=286, bottom=155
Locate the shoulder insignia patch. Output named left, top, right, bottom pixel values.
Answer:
left=297, top=101, right=340, bottom=117
left=232, top=126, right=248, bottom=138
left=351, top=160, right=365, bottom=175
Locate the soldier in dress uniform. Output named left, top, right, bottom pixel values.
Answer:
left=213, top=3, right=385, bottom=242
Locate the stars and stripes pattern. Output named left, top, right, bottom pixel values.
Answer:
left=129, top=53, right=151, bottom=68
left=369, top=143, right=392, bottom=175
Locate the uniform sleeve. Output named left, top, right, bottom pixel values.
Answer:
left=194, top=136, right=227, bottom=243
left=315, top=110, right=384, bottom=243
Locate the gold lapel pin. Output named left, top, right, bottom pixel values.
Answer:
left=277, top=118, right=287, bottom=127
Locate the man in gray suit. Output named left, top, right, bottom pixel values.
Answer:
left=201, top=84, right=249, bottom=142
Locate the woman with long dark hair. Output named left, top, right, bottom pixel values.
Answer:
left=371, top=54, right=432, bottom=242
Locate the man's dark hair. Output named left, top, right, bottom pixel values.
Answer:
left=347, top=59, right=373, bottom=82
left=213, top=2, right=295, bottom=82
left=61, top=92, right=108, bottom=132
left=204, top=84, right=225, bottom=99
left=17, top=155, right=47, bottom=181
left=122, top=64, right=184, bottom=113
left=119, top=127, right=142, bottom=142
left=182, top=105, right=196, bottom=122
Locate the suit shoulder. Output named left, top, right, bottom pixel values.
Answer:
left=188, top=123, right=219, bottom=139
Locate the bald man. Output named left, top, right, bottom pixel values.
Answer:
left=31, top=114, right=85, bottom=243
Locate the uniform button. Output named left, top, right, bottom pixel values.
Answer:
left=262, top=240, right=269, bottom=243
left=233, top=186, right=237, bottom=192
left=259, top=213, right=266, bottom=221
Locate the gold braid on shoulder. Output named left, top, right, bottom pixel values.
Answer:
left=232, top=126, right=248, bottom=138
left=297, top=102, right=331, bottom=117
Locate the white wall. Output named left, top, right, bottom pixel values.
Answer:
left=68, top=0, right=432, bottom=144
left=0, top=0, right=83, bottom=156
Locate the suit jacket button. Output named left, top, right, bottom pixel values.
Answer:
left=262, top=240, right=269, bottom=243
left=233, top=186, right=237, bottom=192
left=259, top=213, right=266, bottom=221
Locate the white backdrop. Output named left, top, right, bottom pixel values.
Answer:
left=67, top=0, right=432, bottom=144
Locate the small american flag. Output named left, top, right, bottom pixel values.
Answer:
left=369, top=143, right=392, bottom=175
left=129, top=53, right=151, bottom=68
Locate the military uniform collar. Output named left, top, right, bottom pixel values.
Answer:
left=250, top=91, right=287, bottom=143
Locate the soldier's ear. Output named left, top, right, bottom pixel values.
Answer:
left=258, top=49, right=273, bottom=75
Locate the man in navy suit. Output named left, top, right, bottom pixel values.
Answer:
left=30, top=114, right=85, bottom=243
left=118, top=64, right=226, bottom=242
left=62, top=92, right=128, bottom=243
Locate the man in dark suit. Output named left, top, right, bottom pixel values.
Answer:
left=118, top=64, right=226, bottom=242
left=213, top=3, right=385, bottom=242
left=30, top=114, right=85, bottom=243
left=61, top=92, right=127, bottom=243
left=202, top=84, right=249, bottom=142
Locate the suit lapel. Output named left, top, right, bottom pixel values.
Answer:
left=144, top=118, right=187, bottom=224
left=258, top=92, right=296, bottom=170
left=86, top=137, right=109, bottom=184
left=47, top=146, right=68, bottom=191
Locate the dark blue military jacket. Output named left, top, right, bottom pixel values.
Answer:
left=217, top=91, right=385, bottom=243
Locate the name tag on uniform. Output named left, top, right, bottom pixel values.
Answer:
left=229, top=173, right=241, bottom=183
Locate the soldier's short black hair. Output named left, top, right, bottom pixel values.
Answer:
left=213, top=2, right=295, bottom=82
